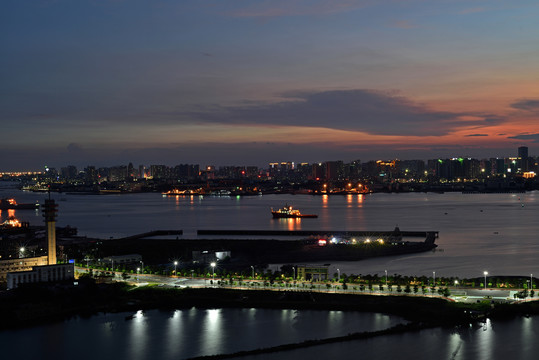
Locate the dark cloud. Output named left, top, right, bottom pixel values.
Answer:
left=508, top=134, right=539, bottom=143
left=67, top=143, right=84, bottom=153
left=465, top=134, right=488, bottom=137
left=511, top=99, right=539, bottom=112
left=190, top=89, right=502, bottom=136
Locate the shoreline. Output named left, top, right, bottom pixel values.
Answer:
left=1, top=282, right=537, bottom=332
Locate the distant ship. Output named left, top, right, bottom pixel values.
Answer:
left=271, top=205, right=318, bottom=218
left=162, top=189, right=204, bottom=196
left=0, top=198, right=39, bottom=210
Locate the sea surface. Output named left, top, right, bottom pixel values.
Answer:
left=0, top=308, right=401, bottom=360
left=0, top=307, right=538, bottom=360
left=1, top=183, right=537, bottom=278
left=243, top=316, right=539, bottom=360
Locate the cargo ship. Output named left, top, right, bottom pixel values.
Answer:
left=0, top=198, right=39, bottom=210
left=271, top=205, right=318, bottom=218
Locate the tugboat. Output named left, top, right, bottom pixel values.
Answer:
left=271, top=205, right=318, bottom=218
left=0, top=198, right=39, bottom=210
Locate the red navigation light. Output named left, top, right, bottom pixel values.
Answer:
left=318, top=239, right=327, bottom=246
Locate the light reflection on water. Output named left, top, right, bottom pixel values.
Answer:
left=201, top=309, right=223, bottom=356
left=0, top=308, right=402, bottom=360
left=128, top=310, right=146, bottom=360
left=243, top=316, right=539, bottom=360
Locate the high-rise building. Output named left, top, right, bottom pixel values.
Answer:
left=85, top=166, right=98, bottom=183
left=518, top=146, right=529, bottom=172
left=518, top=146, right=528, bottom=159
left=60, top=165, right=78, bottom=179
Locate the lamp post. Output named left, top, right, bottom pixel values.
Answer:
left=292, top=267, right=295, bottom=281
left=385, top=269, right=388, bottom=285
left=337, top=268, right=340, bottom=282
left=484, top=271, right=488, bottom=290
left=174, top=261, right=178, bottom=276
left=250, top=265, right=255, bottom=279
left=433, top=271, right=436, bottom=288
left=111, top=259, right=114, bottom=278
left=140, top=261, right=144, bottom=275
left=137, top=267, right=140, bottom=282
left=531, top=274, right=533, bottom=291
left=211, top=262, right=216, bottom=281
left=19, top=247, right=25, bottom=259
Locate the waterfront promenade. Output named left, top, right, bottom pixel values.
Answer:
left=76, top=267, right=534, bottom=305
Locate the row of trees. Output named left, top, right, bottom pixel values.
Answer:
left=75, top=262, right=537, bottom=291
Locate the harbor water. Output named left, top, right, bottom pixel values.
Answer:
left=0, top=309, right=401, bottom=360
left=0, top=307, right=538, bottom=360
left=1, top=185, right=538, bottom=278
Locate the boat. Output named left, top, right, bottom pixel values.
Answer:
left=0, top=198, right=39, bottom=210
left=271, top=205, right=318, bottom=218
left=162, top=189, right=204, bottom=196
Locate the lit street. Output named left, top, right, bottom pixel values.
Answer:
left=75, top=267, right=534, bottom=304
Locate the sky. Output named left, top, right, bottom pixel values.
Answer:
left=2, top=0, right=539, bottom=171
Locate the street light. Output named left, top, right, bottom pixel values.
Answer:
left=385, top=269, right=388, bottom=285
left=531, top=274, right=533, bottom=291
left=337, top=268, right=340, bottom=282
left=484, top=271, right=488, bottom=290
left=292, top=267, right=295, bottom=281
left=140, top=261, right=144, bottom=275
left=250, top=265, right=255, bottom=279
left=433, top=271, right=436, bottom=288
left=211, top=262, right=216, bottom=281
left=174, top=261, right=178, bottom=276
left=137, top=267, right=140, bottom=282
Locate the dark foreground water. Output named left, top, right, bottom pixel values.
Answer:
left=0, top=308, right=537, bottom=360
left=244, top=316, right=539, bottom=360
left=0, top=308, right=400, bottom=360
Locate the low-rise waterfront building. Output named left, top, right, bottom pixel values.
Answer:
left=297, top=264, right=329, bottom=281
left=0, top=256, right=48, bottom=282
left=6, top=263, right=74, bottom=290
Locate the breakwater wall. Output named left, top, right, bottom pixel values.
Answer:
left=197, top=229, right=438, bottom=238
left=118, top=230, right=183, bottom=241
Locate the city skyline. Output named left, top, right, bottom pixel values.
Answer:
left=2, top=0, right=539, bottom=170
left=0, top=146, right=535, bottom=175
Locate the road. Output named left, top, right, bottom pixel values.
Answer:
left=75, top=267, right=533, bottom=304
